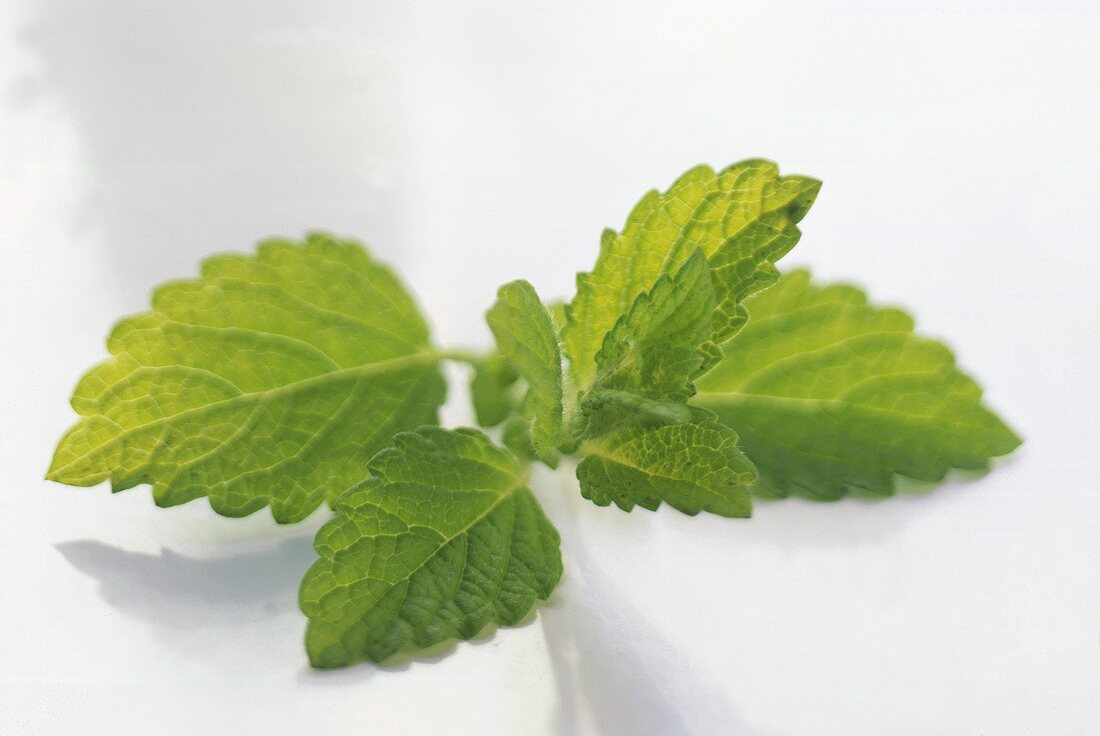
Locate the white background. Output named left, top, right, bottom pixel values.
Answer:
left=1, top=2, right=1098, bottom=735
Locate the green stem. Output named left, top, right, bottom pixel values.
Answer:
left=433, top=347, right=492, bottom=366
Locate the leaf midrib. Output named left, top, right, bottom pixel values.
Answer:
left=692, top=376, right=991, bottom=435
left=307, top=474, right=527, bottom=636
left=693, top=368, right=944, bottom=411
left=48, top=349, right=441, bottom=480
left=579, top=434, right=744, bottom=507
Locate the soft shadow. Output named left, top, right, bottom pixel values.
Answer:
left=541, top=569, right=781, bottom=736
left=297, top=608, right=548, bottom=686
left=736, top=459, right=1024, bottom=551
left=15, top=3, right=410, bottom=284
left=539, top=474, right=783, bottom=736
left=532, top=457, right=1021, bottom=733
left=55, top=536, right=316, bottom=628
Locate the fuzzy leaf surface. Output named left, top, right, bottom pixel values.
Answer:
left=563, top=159, right=820, bottom=390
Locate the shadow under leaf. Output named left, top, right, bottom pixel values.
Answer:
left=55, top=536, right=316, bottom=629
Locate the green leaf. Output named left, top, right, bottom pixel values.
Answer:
left=300, top=427, right=562, bottom=668
left=486, top=280, right=564, bottom=462
left=546, top=300, right=568, bottom=332
left=582, top=389, right=692, bottom=426
left=591, top=251, right=715, bottom=399
left=694, top=270, right=1022, bottom=499
left=47, top=233, right=445, bottom=523
left=706, top=212, right=802, bottom=344
left=577, top=409, right=756, bottom=517
left=469, top=354, right=518, bottom=428
left=563, top=160, right=820, bottom=391
left=500, top=415, right=538, bottom=461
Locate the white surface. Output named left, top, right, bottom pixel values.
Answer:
left=1, top=2, right=1098, bottom=735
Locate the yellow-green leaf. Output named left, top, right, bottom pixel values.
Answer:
left=590, top=250, right=716, bottom=403
left=563, top=159, right=820, bottom=391
left=47, top=233, right=445, bottom=522
left=577, top=409, right=756, bottom=517
left=694, top=270, right=1022, bottom=499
